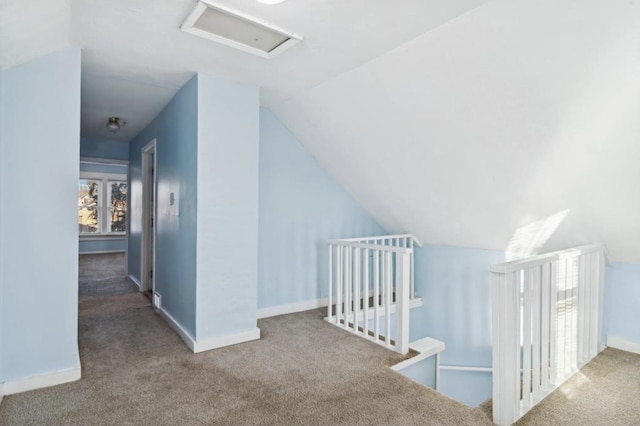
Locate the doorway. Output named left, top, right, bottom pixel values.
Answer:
left=141, top=140, right=157, bottom=305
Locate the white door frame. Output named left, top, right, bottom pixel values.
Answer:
left=141, top=139, right=157, bottom=295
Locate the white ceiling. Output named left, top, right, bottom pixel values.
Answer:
left=2, top=0, right=640, bottom=261
left=0, top=0, right=490, bottom=141
left=273, top=0, right=640, bottom=262
left=0, top=0, right=70, bottom=67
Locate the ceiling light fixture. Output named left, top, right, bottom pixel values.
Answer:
left=107, top=117, right=126, bottom=133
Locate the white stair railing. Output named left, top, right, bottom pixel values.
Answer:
left=325, top=234, right=421, bottom=355
left=491, top=244, right=605, bottom=426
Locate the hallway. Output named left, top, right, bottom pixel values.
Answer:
left=0, top=254, right=489, bottom=425
left=1, top=254, right=638, bottom=424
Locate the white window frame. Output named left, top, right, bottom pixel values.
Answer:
left=79, top=171, right=127, bottom=238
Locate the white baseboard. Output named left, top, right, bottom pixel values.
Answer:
left=3, top=365, right=81, bottom=395
left=194, top=328, right=261, bottom=353
left=128, top=274, right=141, bottom=289
left=159, top=307, right=261, bottom=354
left=259, top=297, right=424, bottom=321
left=607, top=336, right=640, bottom=355
left=258, top=298, right=328, bottom=319
left=158, top=307, right=196, bottom=352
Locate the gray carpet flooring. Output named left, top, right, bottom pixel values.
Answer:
left=0, top=253, right=638, bottom=425
left=516, top=347, right=640, bottom=425
left=0, top=254, right=490, bottom=425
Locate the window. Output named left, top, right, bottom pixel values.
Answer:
left=109, top=181, right=127, bottom=232
left=78, top=179, right=100, bottom=233
left=78, top=172, right=127, bottom=235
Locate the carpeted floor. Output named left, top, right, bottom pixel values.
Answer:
left=516, top=347, right=640, bottom=425
left=0, top=253, right=638, bottom=425
left=0, top=254, right=490, bottom=425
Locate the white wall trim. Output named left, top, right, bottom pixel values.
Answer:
left=79, top=250, right=126, bottom=255
left=159, top=307, right=260, bottom=353
left=391, top=337, right=445, bottom=372
left=80, top=156, right=129, bottom=165
left=193, top=328, right=261, bottom=353
left=440, top=365, right=493, bottom=373
left=258, top=297, right=424, bottom=320
left=3, top=365, right=81, bottom=395
left=258, top=298, right=328, bottom=319
left=128, top=274, right=141, bottom=289
left=607, top=336, right=640, bottom=355
left=80, top=235, right=126, bottom=242
left=158, top=307, right=196, bottom=352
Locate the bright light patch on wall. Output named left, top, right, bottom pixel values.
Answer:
left=505, top=210, right=569, bottom=260
left=181, top=1, right=302, bottom=59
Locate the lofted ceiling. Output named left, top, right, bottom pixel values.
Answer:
left=273, top=0, right=640, bottom=262
left=2, top=0, right=640, bottom=261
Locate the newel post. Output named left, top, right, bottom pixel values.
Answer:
left=395, top=251, right=411, bottom=354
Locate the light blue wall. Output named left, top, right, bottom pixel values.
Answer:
left=258, top=109, right=385, bottom=309
left=439, top=369, right=493, bottom=407
left=397, top=356, right=437, bottom=389
left=195, top=74, right=260, bottom=340
left=396, top=355, right=493, bottom=409
left=80, top=137, right=129, bottom=161
left=128, top=76, right=198, bottom=336
left=127, top=77, right=380, bottom=343
left=604, top=262, right=640, bottom=345
left=410, top=244, right=504, bottom=407
left=0, top=47, right=81, bottom=381
left=80, top=239, right=126, bottom=254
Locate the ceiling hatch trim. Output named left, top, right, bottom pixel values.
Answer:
left=180, top=0, right=303, bottom=59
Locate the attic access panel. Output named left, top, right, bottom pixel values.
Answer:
left=181, top=1, right=303, bottom=59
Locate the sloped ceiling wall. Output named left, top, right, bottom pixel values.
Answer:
left=272, top=0, right=640, bottom=263
left=0, top=0, right=70, bottom=66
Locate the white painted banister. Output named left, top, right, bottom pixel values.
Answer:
left=491, top=244, right=605, bottom=426
left=395, top=250, right=410, bottom=354
left=336, top=234, right=423, bottom=245
left=325, top=234, right=420, bottom=354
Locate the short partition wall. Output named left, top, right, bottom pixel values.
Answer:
left=491, top=244, right=605, bottom=425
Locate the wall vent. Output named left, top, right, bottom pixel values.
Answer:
left=153, top=292, right=161, bottom=310
left=181, top=1, right=303, bottom=59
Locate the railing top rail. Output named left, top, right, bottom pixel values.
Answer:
left=328, top=239, right=413, bottom=254
left=491, top=243, right=604, bottom=273
left=333, top=233, right=422, bottom=247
